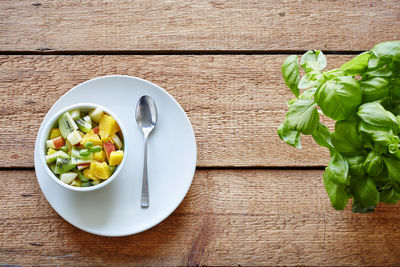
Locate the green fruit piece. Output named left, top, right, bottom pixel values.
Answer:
left=84, top=142, right=94, bottom=149
left=76, top=170, right=89, bottom=182
left=89, top=145, right=102, bottom=153
left=75, top=118, right=92, bottom=133
left=72, top=147, right=93, bottom=160
left=60, top=145, right=68, bottom=153
left=45, top=150, right=69, bottom=164
left=53, top=158, right=76, bottom=174
left=81, top=182, right=90, bottom=187
left=79, top=149, right=91, bottom=157
left=58, top=112, right=78, bottom=138
left=109, top=166, right=116, bottom=174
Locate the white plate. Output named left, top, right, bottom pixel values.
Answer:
left=34, top=75, right=197, bottom=236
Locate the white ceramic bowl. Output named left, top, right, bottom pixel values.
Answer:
left=39, top=103, right=128, bottom=192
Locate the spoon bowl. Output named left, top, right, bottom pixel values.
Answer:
left=136, top=95, right=158, bottom=137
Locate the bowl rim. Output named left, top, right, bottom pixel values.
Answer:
left=39, top=102, right=128, bottom=192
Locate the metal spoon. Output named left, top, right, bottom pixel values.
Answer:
left=135, top=95, right=158, bottom=208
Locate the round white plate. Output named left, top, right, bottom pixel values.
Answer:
left=34, top=75, right=197, bottom=236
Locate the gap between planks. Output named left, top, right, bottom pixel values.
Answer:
left=0, top=50, right=364, bottom=56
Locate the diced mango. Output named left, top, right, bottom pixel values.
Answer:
left=99, top=114, right=120, bottom=140
left=50, top=128, right=62, bottom=139
left=47, top=148, right=57, bottom=155
left=83, top=168, right=99, bottom=182
left=90, top=160, right=110, bottom=180
left=81, top=130, right=102, bottom=146
left=93, top=150, right=106, bottom=162
left=109, top=150, right=124, bottom=166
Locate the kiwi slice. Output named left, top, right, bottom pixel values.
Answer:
left=75, top=118, right=92, bottom=133
left=58, top=112, right=78, bottom=139
left=45, top=150, right=69, bottom=164
left=53, top=158, right=76, bottom=174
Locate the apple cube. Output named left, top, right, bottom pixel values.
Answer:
left=103, top=141, right=116, bottom=161
left=77, top=163, right=90, bottom=170
left=110, top=134, right=123, bottom=149
left=67, top=130, right=83, bottom=146
left=89, top=108, right=103, bottom=123
left=47, top=136, right=65, bottom=149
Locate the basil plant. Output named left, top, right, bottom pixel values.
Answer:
left=279, top=41, right=400, bottom=213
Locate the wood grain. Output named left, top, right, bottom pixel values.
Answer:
left=0, top=54, right=356, bottom=168
left=1, top=169, right=400, bottom=266
left=0, top=0, right=399, bottom=52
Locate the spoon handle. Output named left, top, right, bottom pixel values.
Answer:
left=141, top=136, right=149, bottom=207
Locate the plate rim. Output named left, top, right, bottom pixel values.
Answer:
left=34, top=75, right=197, bottom=236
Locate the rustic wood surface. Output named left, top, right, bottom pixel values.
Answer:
left=1, top=0, right=400, bottom=266
left=0, top=54, right=355, bottom=168
left=0, top=1, right=399, bottom=52
left=2, top=170, right=400, bottom=266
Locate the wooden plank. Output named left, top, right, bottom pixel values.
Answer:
left=1, top=169, right=400, bottom=266
left=0, top=1, right=399, bottom=52
left=0, top=54, right=356, bottom=168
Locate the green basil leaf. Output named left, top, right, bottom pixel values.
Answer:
left=298, top=71, right=324, bottom=89
left=357, top=102, right=398, bottom=132
left=277, top=120, right=301, bottom=149
left=383, top=157, right=400, bottom=184
left=360, top=77, right=389, bottom=102
left=368, top=53, right=381, bottom=70
left=352, top=199, right=375, bottom=213
left=359, top=121, right=399, bottom=151
left=372, top=41, right=400, bottom=61
left=311, top=123, right=333, bottom=149
left=365, top=65, right=393, bottom=77
left=299, top=88, right=316, bottom=99
left=350, top=176, right=379, bottom=208
left=315, top=76, right=361, bottom=121
left=363, top=151, right=383, bottom=177
left=331, top=120, right=362, bottom=156
left=300, top=50, right=327, bottom=72
left=326, top=151, right=349, bottom=184
left=340, top=52, right=370, bottom=75
left=380, top=183, right=400, bottom=204
left=392, top=54, right=400, bottom=74
left=347, top=155, right=365, bottom=177
left=281, top=55, right=300, bottom=97
left=372, top=168, right=389, bottom=186
left=285, top=99, right=319, bottom=134
left=323, top=68, right=346, bottom=80
left=393, top=76, right=400, bottom=99
left=323, top=169, right=349, bottom=210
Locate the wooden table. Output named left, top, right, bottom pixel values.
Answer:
left=1, top=1, right=400, bottom=265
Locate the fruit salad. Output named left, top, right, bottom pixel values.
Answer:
left=45, top=107, right=124, bottom=187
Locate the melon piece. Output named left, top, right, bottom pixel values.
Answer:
left=50, top=128, right=62, bottom=139
left=83, top=168, right=98, bottom=181
left=90, top=160, right=110, bottom=180
left=99, top=114, right=120, bottom=140
left=93, top=150, right=106, bottom=162
left=81, top=130, right=102, bottom=146
left=109, top=150, right=124, bottom=166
